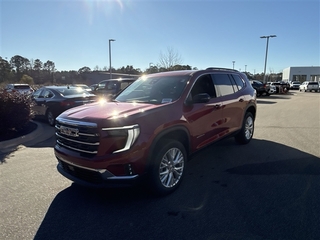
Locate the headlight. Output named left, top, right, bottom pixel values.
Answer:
left=102, top=124, right=140, bottom=153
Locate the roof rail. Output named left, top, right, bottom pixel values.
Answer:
left=206, top=67, right=239, bottom=72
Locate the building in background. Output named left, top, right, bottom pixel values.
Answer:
left=282, top=66, right=320, bottom=82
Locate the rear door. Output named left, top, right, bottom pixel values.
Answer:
left=211, top=73, right=246, bottom=134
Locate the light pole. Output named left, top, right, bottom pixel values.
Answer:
left=260, top=35, right=276, bottom=83
left=232, top=61, right=235, bottom=70
left=109, top=39, right=115, bottom=79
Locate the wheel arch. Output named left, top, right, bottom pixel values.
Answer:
left=146, top=126, right=190, bottom=167
left=246, top=105, right=256, bottom=121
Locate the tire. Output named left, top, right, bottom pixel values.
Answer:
left=46, top=109, right=56, bottom=126
left=235, top=112, right=254, bottom=144
left=148, top=140, right=186, bottom=196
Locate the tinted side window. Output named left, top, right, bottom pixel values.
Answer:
left=120, top=82, right=130, bottom=90
left=211, top=74, right=235, bottom=96
left=44, top=90, right=54, bottom=98
left=33, top=89, right=42, bottom=98
left=97, top=82, right=106, bottom=90
left=231, top=74, right=245, bottom=91
left=191, top=74, right=216, bottom=98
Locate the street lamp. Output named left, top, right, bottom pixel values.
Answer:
left=232, top=61, right=235, bottom=70
left=109, top=39, right=115, bottom=79
left=260, top=35, right=276, bottom=83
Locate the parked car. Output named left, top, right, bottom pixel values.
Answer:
left=89, top=84, right=98, bottom=91
left=4, top=83, right=34, bottom=95
left=299, top=81, right=319, bottom=92
left=92, top=78, right=136, bottom=99
left=31, top=86, right=97, bottom=126
left=54, top=67, right=257, bottom=195
left=269, top=81, right=290, bottom=93
left=268, top=84, right=277, bottom=94
left=250, top=80, right=270, bottom=96
left=71, top=84, right=93, bottom=92
left=289, top=81, right=301, bottom=90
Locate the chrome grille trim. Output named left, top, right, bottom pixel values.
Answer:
left=55, top=125, right=98, bottom=137
left=59, top=158, right=108, bottom=174
left=56, top=133, right=99, bottom=146
left=57, top=139, right=98, bottom=154
left=55, top=118, right=100, bottom=155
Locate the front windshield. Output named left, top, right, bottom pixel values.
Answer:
left=115, top=75, right=189, bottom=104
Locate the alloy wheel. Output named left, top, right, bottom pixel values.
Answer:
left=244, top=116, right=254, bottom=140
left=159, top=147, right=184, bottom=188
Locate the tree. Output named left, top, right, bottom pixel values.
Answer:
left=93, top=65, right=100, bottom=71
left=158, top=47, right=182, bottom=71
left=0, top=57, right=12, bottom=83
left=10, top=55, right=30, bottom=81
left=20, top=74, right=34, bottom=85
left=43, top=60, right=56, bottom=83
left=33, top=59, right=43, bottom=84
left=78, top=66, right=91, bottom=75
left=172, top=65, right=192, bottom=71
left=33, top=59, right=43, bottom=71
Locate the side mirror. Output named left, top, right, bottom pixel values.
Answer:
left=185, top=93, right=210, bottom=106
left=193, top=93, right=211, bottom=103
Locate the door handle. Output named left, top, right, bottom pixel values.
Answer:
left=239, top=98, right=244, bottom=102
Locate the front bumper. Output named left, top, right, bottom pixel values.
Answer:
left=268, top=89, right=276, bottom=94
left=57, top=158, right=139, bottom=188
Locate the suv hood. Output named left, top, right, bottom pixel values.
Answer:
left=58, top=101, right=161, bottom=121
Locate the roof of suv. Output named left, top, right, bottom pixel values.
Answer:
left=145, top=68, right=242, bottom=78
left=98, top=78, right=136, bottom=83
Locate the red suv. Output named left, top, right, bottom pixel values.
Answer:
left=54, top=68, right=257, bottom=195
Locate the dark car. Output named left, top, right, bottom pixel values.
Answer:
left=92, top=78, right=136, bottom=99
left=54, top=68, right=257, bottom=195
left=250, top=80, right=270, bottom=96
left=31, top=86, right=96, bottom=126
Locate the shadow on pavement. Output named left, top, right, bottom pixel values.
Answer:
left=34, top=138, right=320, bottom=240
left=0, top=119, right=56, bottom=163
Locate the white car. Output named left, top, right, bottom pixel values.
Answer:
left=289, top=81, right=301, bottom=90
left=299, top=81, right=319, bottom=92
left=268, top=84, right=276, bottom=94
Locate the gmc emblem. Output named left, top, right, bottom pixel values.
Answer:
left=60, top=126, right=79, bottom=137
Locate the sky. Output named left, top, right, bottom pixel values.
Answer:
left=1, top=0, right=319, bottom=74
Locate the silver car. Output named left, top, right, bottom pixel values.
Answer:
left=299, top=81, right=319, bottom=92
left=5, top=83, right=34, bottom=95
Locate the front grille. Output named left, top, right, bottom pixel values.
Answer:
left=55, top=118, right=100, bottom=155
left=59, top=160, right=103, bottom=183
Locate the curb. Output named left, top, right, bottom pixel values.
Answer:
left=0, top=121, right=55, bottom=153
